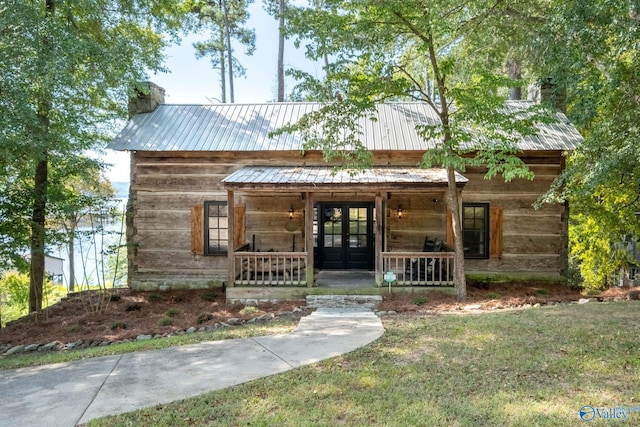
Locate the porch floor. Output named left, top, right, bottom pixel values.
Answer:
left=316, top=270, right=377, bottom=289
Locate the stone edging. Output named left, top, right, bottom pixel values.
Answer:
left=1, top=307, right=311, bottom=356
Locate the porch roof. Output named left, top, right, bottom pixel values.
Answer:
left=222, top=166, right=468, bottom=191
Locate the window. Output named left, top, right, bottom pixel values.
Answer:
left=205, top=201, right=228, bottom=255
left=462, top=203, right=489, bottom=259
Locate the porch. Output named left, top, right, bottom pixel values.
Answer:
left=231, top=250, right=455, bottom=288
left=223, top=166, right=465, bottom=298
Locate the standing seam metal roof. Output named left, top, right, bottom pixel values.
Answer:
left=108, top=102, right=583, bottom=152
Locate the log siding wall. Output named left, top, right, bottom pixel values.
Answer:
left=127, top=150, right=567, bottom=290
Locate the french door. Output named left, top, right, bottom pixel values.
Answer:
left=317, top=203, right=374, bottom=270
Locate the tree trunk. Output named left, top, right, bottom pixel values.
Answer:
left=447, top=166, right=467, bottom=300
left=29, top=158, right=48, bottom=313
left=29, top=0, right=55, bottom=313
left=222, top=0, right=234, bottom=103
left=220, top=47, right=226, bottom=103
left=508, top=59, right=522, bottom=100
left=277, top=0, right=285, bottom=102
left=68, top=230, right=75, bottom=292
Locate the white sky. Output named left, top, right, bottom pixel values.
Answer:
left=105, top=1, right=321, bottom=181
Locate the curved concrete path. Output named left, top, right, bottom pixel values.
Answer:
left=0, top=307, right=384, bottom=427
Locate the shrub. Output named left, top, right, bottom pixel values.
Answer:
left=412, top=295, right=429, bottom=306
left=197, top=312, right=214, bottom=324
left=239, top=306, right=259, bottom=315
left=164, top=308, right=180, bottom=318
left=485, top=292, right=501, bottom=300
left=148, top=293, right=163, bottom=303
left=110, top=322, right=127, bottom=331
left=126, top=303, right=141, bottom=312
left=201, top=290, right=218, bottom=302
left=158, top=317, right=173, bottom=326
left=533, top=288, right=549, bottom=296
left=109, top=294, right=121, bottom=302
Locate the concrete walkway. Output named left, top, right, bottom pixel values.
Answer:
left=0, top=307, right=384, bottom=427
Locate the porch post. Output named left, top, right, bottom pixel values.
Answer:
left=227, top=190, right=235, bottom=288
left=305, top=191, right=314, bottom=287
left=375, top=192, right=384, bottom=287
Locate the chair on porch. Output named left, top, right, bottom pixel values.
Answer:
left=405, top=237, right=445, bottom=281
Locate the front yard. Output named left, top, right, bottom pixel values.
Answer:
left=90, top=301, right=640, bottom=427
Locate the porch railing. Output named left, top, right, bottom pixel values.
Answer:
left=382, top=252, right=455, bottom=286
left=234, top=252, right=307, bottom=286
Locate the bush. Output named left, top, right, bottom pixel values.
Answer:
left=158, top=317, right=173, bottom=326
left=164, top=308, right=180, bottom=318
left=533, top=288, right=549, bottom=296
left=126, top=303, right=142, bottom=312
left=148, top=293, right=163, bottom=303
left=412, top=295, right=429, bottom=306
left=197, top=312, right=214, bottom=324
left=239, top=306, right=259, bottom=315
left=201, top=290, right=218, bottom=302
left=110, top=322, right=127, bottom=331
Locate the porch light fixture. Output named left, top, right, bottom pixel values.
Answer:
left=397, top=205, right=403, bottom=220
left=289, top=206, right=294, bottom=220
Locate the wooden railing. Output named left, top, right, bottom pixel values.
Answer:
left=382, top=252, right=455, bottom=286
left=234, top=252, right=307, bottom=286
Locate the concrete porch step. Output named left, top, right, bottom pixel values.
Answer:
left=306, top=294, right=383, bottom=309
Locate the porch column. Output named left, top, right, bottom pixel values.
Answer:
left=305, top=191, right=314, bottom=287
left=375, top=192, right=384, bottom=287
left=227, top=190, right=235, bottom=288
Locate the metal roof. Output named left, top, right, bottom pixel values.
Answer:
left=108, top=101, right=583, bottom=152
left=222, top=166, right=468, bottom=190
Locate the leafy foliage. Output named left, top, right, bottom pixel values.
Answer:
left=527, top=0, right=640, bottom=288
left=0, top=0, right=190, bottom=311
left=280, top=0, right=560, bottom=299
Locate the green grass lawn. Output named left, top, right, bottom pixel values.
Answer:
left=90, top=302, right=640, bottom=427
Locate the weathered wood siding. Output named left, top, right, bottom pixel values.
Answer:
left=127, top=150, right=567, bottom=290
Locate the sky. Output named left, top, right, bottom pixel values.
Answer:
left=105, top=1, right=320, bottom=181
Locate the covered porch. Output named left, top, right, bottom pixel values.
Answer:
left=223, top=166, right=467, bottom=291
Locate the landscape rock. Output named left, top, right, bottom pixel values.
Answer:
left=227, top=318, right=243, bottom=326
left=136, top=334, right=152, bottom=341
left=463, top=304, right=482, bottom=311
left=24, top=343, right=41, bottom=352
left=5, top=345, right=26, bottom=355
left=578, top=298, right=590, bottom=304
left=186, top=327, right=196, bottom=334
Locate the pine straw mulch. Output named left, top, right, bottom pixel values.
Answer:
left=1, top=283, right=637, bottom=347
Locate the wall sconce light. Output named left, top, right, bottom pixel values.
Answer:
left=397, top=205, right=403, bottom=220
left=289, top=206, right=294, bottom=220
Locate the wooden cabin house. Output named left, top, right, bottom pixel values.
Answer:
left=109, top=84, right=582, bottom=301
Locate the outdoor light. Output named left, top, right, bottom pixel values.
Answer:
left=289, top=206, right=294, bottom=220
left=397, top=205, right=403, bottom=220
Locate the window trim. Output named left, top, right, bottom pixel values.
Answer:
left=462, top=202, right=490, bottom=259
left=204, top=201, right=228, bottom=256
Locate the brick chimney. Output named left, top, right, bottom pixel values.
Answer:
left=128, top=82, right=165, bottom=118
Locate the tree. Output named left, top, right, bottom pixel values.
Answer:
left=281, top=0, right=554, bottom=300
left=193, top=0, right=256, bottom=102
left=48, top=161, right=115, bottom=292
left=264, top=0, right=288, bottom=101
left=527, top=0, right=640, bottom=288
left=0, top=0, right=189, bottom=313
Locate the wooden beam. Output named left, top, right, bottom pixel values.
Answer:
left=305, top=192, right=314, bottom=287
left=227, top=190, right=235, bottom=288
left=375, top=192, right=384, bottom=287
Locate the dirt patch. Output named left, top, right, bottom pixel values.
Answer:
left=0, top=283, right=633, bottom=347
left=378, top=282, right=615, bottom=314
